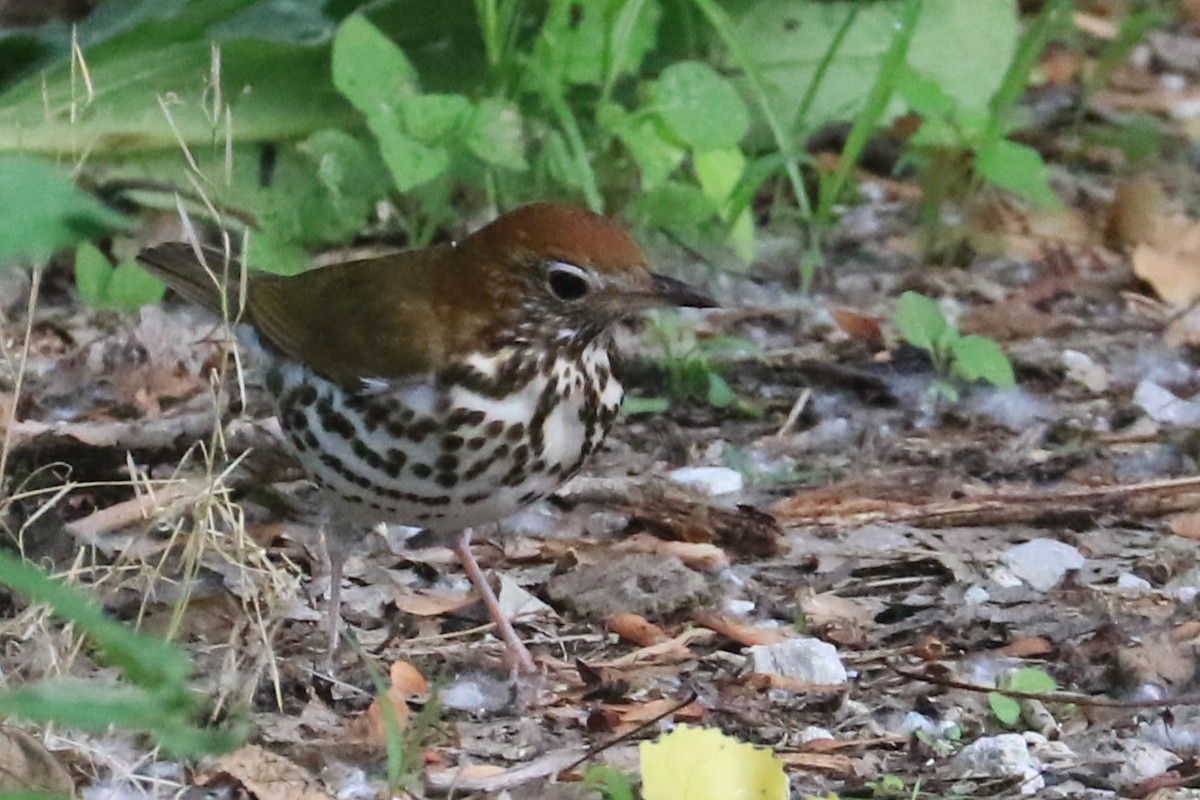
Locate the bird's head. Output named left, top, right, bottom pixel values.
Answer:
left=461, top=203, right=716, bottom=345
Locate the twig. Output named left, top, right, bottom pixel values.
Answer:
left=559, top=688, right=700, bottom=776
left=890, top=663, right=1200, bottom=708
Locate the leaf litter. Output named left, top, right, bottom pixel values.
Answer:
left=15, top=17, right=1200, bottom=800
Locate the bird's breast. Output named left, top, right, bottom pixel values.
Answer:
left=270, top=340, right=623, bottom=533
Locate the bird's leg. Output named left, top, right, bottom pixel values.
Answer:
left=322, top=515, right=348, bottom=660
left=453, top=528, right=537, bottom=676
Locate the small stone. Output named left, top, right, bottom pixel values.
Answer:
left=1118, top=572, right=1153, bottom=591
left=667, top=466, right=744, bottom=495
left=798, top=726, right=833, bottom=743
left=748, top=637, right=848, bottom=685
left=963, top=585, right=990, bottom=605
left=1111, top=740, right=1177, bottom=789
left=1135, top=380, right=1200, bottom=426
left=1002, top=539, right=1085, bottom=591
left=950, top=733, right=1042, bottom=794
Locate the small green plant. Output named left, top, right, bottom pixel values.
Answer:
left=988, top=666, right=1057, bottom=728
left=638, top=314, right=760, bottom=414
left=584, top=764, right=638, bottom=800
left=74, top=242, right=164, bottom=311
left=893, top=291, right=1015, bottom=402
left=899, top=0, right=1071, bottom=253
left=0, top=550, right=244, bottom=760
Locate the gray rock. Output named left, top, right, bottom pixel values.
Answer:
left=950, top=733, right=1042, bottom=794
left=748, top=637, right=848, bottom=685
left=1002, top=539, right=1085, bottom=591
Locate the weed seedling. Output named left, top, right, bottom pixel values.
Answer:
left=892, top=291, right=1014, bottom=402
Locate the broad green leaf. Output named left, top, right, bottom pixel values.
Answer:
left=730, top=0, right=1017, bottom=134
left=640, top=725, right=788, bottom=800
left=622, top=396, right=670, bottom=416
left=654, top=61, right=749, bottom=150
left=465, top=98, right=528, bottom=171
left=298, top=129, right=392, bottom=228
left=370, top=109, right=449, bottom=191
left=401, top=93, right=472, bottom=142
left=104, top=262, right=166, bottom=310
left=694, top=148, right=746, bottom=206
left=988, top=692, right=1021, bottom=725
left=331, top=15, right=418, bottom=116
left=605, top=0, right=662, bottom=87
left=1007, top=667, right=1056, bottom=694
left=893, top=291, right=949, bottom=353
left=0, top=38, right=354, bottom=155
left=0, top=156, right=131, bottom=265
left=951, top=334, right=1016, bottom=387
left=897, top=63, right=961, bottom=119
left=634, top=181, right=719, bottom=233
left=74, top=242, right=112, bottom=306
left=598, top=103, right=684, bottom=190
left=974, top=139, right=1060, bottom=208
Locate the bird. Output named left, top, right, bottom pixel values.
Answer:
left=137, top=202, right=716, bottom=674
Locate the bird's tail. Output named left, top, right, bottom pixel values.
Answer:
left=137, top=243, right=249, bottom=321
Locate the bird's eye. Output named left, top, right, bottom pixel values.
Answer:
left=546, top=262, right=590, bottom=301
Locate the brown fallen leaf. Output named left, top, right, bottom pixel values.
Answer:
left=1107, top=174, right=1164, bottom=250
left=776, top=750, right=856, bottom=775
left=830, top=307, right=884, bottom=345
left=393, top=588, right=476, bottom=617
left=995, top=636, right=1054, bottom=658
left=1133, top=213, right=1200, bottom=307
left=0, top=727, right=73, bottom=795
left=198, top=745, right=332, bottom=800
left=598, top=697, right=706, bottom=735
left=1167, top=510, right=1200, bottom=541
left=608, top=612, right=669, bottom=646
left=695, top=612, right=790, bottom=647
left=352, top=660, right=428, bottom=744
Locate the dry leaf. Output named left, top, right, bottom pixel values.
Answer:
left=355, top=660, right=428, bottom=744
left=0, top=728, right=73, bottom=795
left=1167, top=510, right=1200, bottom=540
left=198, top=745, right=332, bottom=800
left=1107, top=174, right=1164, bottom=249
left=695, top=612, right=790, bottom=647
left=995, top=636, right=1054, bottom=658
left=1133, top=215, right=1200, bottom=307
left=830, top=308, right=884, bottom=345
left=608, top=612, right=669, bottom=646
left=393, top=588, right=475, bottom=617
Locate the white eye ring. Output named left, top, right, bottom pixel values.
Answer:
left=546, top=261, right=590, bottom=301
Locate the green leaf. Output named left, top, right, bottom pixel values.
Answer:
left=654, top=61, right=749, bottom=150
left=694, top=148, right=746, bottom=207
left=1007, top=667, right=1056, bottom=694
left=730, top=0, right=1018, bottom=134
left=706, top=372, right=736, bottom=408
left=372, top=110, right=449, bottom=191
left=622, top=396, right=670, bottom=416
left=634, top=181, right=719, bottom=233
left=893, top=291, right=949, bottom=353
left=401, top=93, right=472, bottom=142
left=331, top=15, right=418, bottom=116
left=950, top=334, right=1016, bottom=387
left=599, top=103, right=684, bottom=191
left=604, top=0, right=662, bottom=89
left=988, top=691, right=1021, bottom=726
left=974, top=139, right=1060, bottom=208
left=585, top=764, right=638, bottom=800
left=465, top=98, right=527, bottom=171
left=74, top=242, right=112, bottom=306
left=0, top=155, right=131, bottom=265
left=104, top=262, right=166, bottom=310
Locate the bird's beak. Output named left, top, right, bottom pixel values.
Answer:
left=651, top=273, right=718, bottom=308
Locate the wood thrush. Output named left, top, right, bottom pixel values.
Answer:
left=138, top=203, right=715, bottom=673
